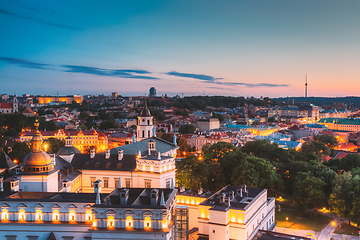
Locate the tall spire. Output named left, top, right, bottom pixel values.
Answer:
left=305, top=74, right=308, bottom=98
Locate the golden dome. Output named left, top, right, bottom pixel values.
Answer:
left=23, top=151, right=52, bottom=167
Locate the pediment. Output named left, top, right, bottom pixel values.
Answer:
left=124, top=210, right=135, bottom=215
left=106, top=209, right=116, bottom=215
left=17, top=203, right=27, bottom=208
left=34, top=203, right=44, bottom=208
left=51, top=204, right=61, bottom=209
left=0, top=203, right=10, bottom=208
left=160, top=211, right=167, bottom=217
left=142, top=210, right=153, bottom=216
left=83, top=204, right=91, bottom=209
left=68, top=204, right=78, bottom=209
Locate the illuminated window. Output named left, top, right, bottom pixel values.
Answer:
left=85, top=211, right=92, bottom=222
left=126, top=216, right=133, bottom=229
left=162, top=217, right=168, bottom=229
left=19, top=209, right=26, bottom=221
left=53, top=210, right=59, bottom=222
left=142, top=165, right=146, bottom=171
left=107, top=216, right=115, bottom=229
left=90, top=177, right=96, bottom=187
left=35, top=210, right=42, bottom=222
left=69, top=210, right=76, bottom=222
left=145, top=180, right=151, bottom=188
left=2, top=209, right=8, bottom=220
left=150, top=165, right=154, bottom=172
left=144, top=217, right=151, bottom=230
left=125, top=179, right=131, bottom=188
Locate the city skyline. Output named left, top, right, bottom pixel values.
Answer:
left=0, top=0, right=359, bottom=97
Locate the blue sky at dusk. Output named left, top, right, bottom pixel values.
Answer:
left=0, top=0, right=359, bottom=97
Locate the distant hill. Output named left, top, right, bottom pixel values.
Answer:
left=273, top=97, right=360, bottom=107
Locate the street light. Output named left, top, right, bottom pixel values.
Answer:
left=285, top=217, right=289, bottom=221
left=331, top=221, right=336, bottom=227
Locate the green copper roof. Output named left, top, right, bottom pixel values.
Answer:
left=317, top=118, right=360, bottom=125
left=109, top=137, right=178, bottom=155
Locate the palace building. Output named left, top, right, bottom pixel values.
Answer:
left=19, top=129, right=108, bottom=154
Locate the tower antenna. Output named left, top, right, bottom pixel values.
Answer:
left=305, top=74, right=308, bottom=98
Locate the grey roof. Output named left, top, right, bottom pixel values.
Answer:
left=57, top=146, right=81, bottom=155
left=109, top=137, right=178, bottom=155
left=71, top=153, right=137, bottom=172
left=200, top=185, right=265, bottom=211
left=0, top=152, right=17, bottom=170
left=56, top=156, right=81, bottom=190
left=96, top=188, right=177, bottom=209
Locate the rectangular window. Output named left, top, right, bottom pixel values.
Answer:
left=125, top=179, right=131, bottom=188
left=27, top=237, right=38, bottom=240
left=145, top=180, right=151, bottom=188
left=166, top=178, right=171, bottom=188
left=104, top=178, right=109, bottom=188
left=90, top=177, right=96, bottom=187
left=115, top=179, right=119, bottom=188
left=5, top=236, right=17, bottom=240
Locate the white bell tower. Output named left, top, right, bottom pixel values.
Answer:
left=137, top=100, right=154, bottom=141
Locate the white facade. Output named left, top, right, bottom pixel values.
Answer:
left=19, top=171, right=59, bottom=192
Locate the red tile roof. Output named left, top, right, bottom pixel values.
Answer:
left=0, top=103, right=13, bottom=108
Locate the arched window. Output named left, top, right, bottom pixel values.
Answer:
left=35, top=210, right=42, bottom=222
left=144, top=216, right=151, bottom=230
left=147, top=120, right=150, bottom=125
left=19, top=209, right=25, bottom=221
left=85, top=211, right=92, bottom=223
left=142, top=130, right=145, bottom=138
left=162, top=217, right=168, bottom=229
left=69, top=210, right=76, bottom=222
left=1, top=209, right=8, bottom=221
left=148, top=130, right=150, bottom=137
left=107, top=216, right=115, bottom=229
left=53, top=210, right=59, bottom=222
left=126, top=216, right=133, bottom=229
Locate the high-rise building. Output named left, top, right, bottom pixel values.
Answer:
left=149, top=87, right=156, bottom=97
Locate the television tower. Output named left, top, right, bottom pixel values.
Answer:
left=305, top=74, right=308, bottom=98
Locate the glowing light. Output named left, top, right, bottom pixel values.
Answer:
left=279, top=196, right=282, bottom=200
left=332, top=221, right=336, bottom=226
left=191, top=199, right=195, bottom=205
left=69, top=210, right=76, bottom=223
left=285, top=217, right=289, bottom=221
left=86, top=211, right=92, bottom=222
left=44, top=144, right=48, bottom=152
left=107, top=216, right=115, bottom=229
left=142, top=165, right=146, bottom=171
left=144, top=217, right=151, bottom=230
left=323, top=207, right=326, bottom=211
left=35, top=210, right=42, bottom=222
left=162, top=217, right=168, bottom=229
left=126, top=216, right=133, bottom=229
left=2, top=210, right=8, bottom=221
left=92, top=219, right=97, bottom=227
left=19, top=209, right=25, bottom=221
left=150, top=165, right=154, bottom=172
left=53, top=210, right=60, bottom=222
left=198, top=156, right=203, bottom=161
left=13, top=159, right=18, bottom=164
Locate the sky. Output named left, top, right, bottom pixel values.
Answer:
left=0, top=0, right=359, bottom=98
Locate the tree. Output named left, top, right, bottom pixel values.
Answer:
left=330, top=172, right=354, bottom=224
left=292, top=171, right=326, bottom=214
left=176, top=156, right=208, bottom=189
left=231, top=155, right=278, bottom=189
left=8, top=142, right=31, bottom=164
left=158, top=133, right=173, bottom=143
left=314, top=134, right=338, bottom=149
left=43, top=138, right=65, bottom=154
left=99, top=120, right=114, bottom=130
left=178, top=124, right=196, bottom=134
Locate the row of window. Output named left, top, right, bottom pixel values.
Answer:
left=1, top=209, right=92, bottom=223
left=90, top=177, right=131, bottom=188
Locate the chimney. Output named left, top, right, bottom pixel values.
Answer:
left=158, top=152, right=161, bottom=160
left=94, top=180, right=102, bottom=193
left=120, top=189, right=129, bottom=205
left=0, top=176, right=3, bottom=192
left=118, top=150, right=123, bottom=160
left=224, top=198, right=231, bottom=207
left=138, top=150, right=141, bottom=158
left=117, top=177, right=121, bottom=188
left=198, top=188, right=203, bottom=196
left=229, top=191, right=234, bottom=200
left=150, top=189, right=159, bottom=206
left=96, top=192, right=101, bottom=204
left=90, top=148, right=95, bottom=158
left=105, top=149, right=110, bottom=159
left=180, top=186, right=185, bottom=193
left=237, top=188, right=243, bottom=197
left=219, top=192, right=226, bottom=204
left=243, top=184, right=247, bottom=192
left=10, top=177, right=19, bottom=192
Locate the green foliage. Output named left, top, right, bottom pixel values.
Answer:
left=158, top=133, right=173, bottom=143
left=99, top=120, right=114, bottom=130
left=43, top=138, right=65, bottom=154
left=8, top=142, right=31, bottom=164
left=314, top=134, right=338, bottom=148
left=330, top=172, right=354, bottom=220
left=178, top=124, right=196, bottom=134
left=176, top=156, right=207, bottom=189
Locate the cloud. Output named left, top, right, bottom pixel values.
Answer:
left=62, top=65, right=159, bottom=80
left=166, top=70, right=289, bottom=87
left=0, top=57, right=50, bottom=69
left=0, top=8, right=78, bottom=30
left=166, top=71, right=222, bottom=83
